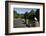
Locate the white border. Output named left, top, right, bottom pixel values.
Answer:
left=8, top=3, right=43, bottom=33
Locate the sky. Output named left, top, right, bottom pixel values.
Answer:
left=14, top=8, right=37, bottom=14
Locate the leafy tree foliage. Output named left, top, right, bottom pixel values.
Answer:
left=14, top=10, right=19, bottom=19
left=35, top=9, right=39, bottom=21
left=24, top=9, right=35, bottom=24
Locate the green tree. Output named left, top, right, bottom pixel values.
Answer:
left=24, top=12, right=28, bottom=24
left=28, top=9, right=35, bottom=24
left=14, top=10, right=16, bottom=18
left=35, top=9, right=39, bottom=21
left=13, top=10, right=19, bottom=19
left=28, top=9, right=35, bottom=20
